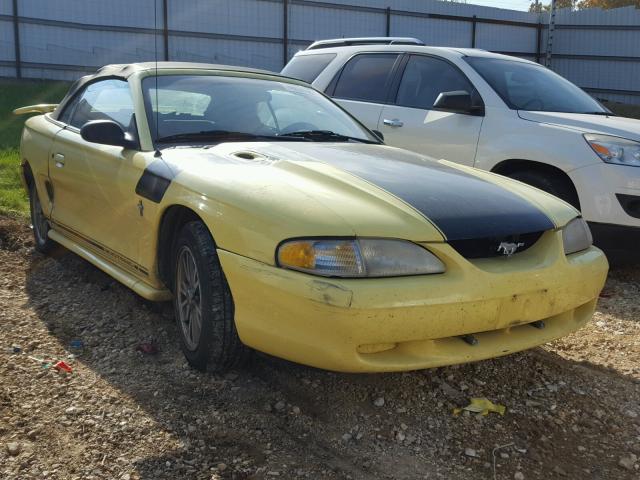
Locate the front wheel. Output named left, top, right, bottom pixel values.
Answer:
left=172, top=221, right=249, bottom=372
left=29, top=183, right=55, bottom=254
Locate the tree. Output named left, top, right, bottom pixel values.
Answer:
left=577, top=0, right=640, bottom=8
left=530, top=0, right=639, bottom=11
left=529, top=0, right=576, bottom=13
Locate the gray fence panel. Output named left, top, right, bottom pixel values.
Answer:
left=390, top=16, right=471, bottom=47
left=0, top=19, right=15, bottom=61
left=169, top=36, right=282, bottom=71
left=289, top=3, right=385, bottom=40
left=18, top=0, right=158, bottom=28
left=168, top=0, right=282, bottom=38
left=18, top=23, right=155, bottom=70
left=553, top=57, right=640, bottom=99
left=20, top=67, right=91, bottom=81
left=553, top=29, right=640, bottom=57
left=311, top=0, right=539, bottom=22
left=554, top=5, right=640, bottom=26
left=475, top=23, right=537, bottom=54
left=0, top=66, right=16, bottom=77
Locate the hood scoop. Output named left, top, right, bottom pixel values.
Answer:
left=229, top=150, right=278, bottom=164
left=233, top=150, right=262, bottom=160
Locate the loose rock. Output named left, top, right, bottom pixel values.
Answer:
left=619, top=454, right=637, bottom=471
left=6, top=442, right=21, bottom=456
left=464, top=448, right=477, bottom=458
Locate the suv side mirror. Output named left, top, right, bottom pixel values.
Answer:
left=80, top=120, right=137, bottom=149
left=433, top=90, right=483, bottom=116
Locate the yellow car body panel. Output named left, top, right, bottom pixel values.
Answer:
left=219, top=234, right=606, bottom=372
left=17, top=63, right=608, bottom=372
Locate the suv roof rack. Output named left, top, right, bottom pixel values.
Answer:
left=306, top=37, right=425, bottom=50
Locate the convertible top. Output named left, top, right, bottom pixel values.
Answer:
left=51, top=61, right=293, bottom=120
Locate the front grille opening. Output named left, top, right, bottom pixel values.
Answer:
left=616, top=193, right=640, bottom=219
left=448, top=231, right=545, bottom=259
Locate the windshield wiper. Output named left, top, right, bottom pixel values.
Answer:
left=582, top=111, right=615, bottom=116
left=281, top=130, right=379, bottom=144
left=156, top=129, right=305, bottom=144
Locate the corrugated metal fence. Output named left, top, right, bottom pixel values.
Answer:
left=1, top=0, right=639, bottom=105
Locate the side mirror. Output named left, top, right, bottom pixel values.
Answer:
left=372, top=129, right=384, bottom=142
left=80, top=120, right=137, bottom=149
left=433, top=90, right=483, bottom=115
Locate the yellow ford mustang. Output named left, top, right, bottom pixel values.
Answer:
left=17, top=62, right=608, bottom=373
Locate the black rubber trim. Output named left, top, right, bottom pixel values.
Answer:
left=135, top=159, right=177, bottom=203
left=44, top=180, right=54, bottom=202
left=313, top=155, right=554, bottom=241
left=616, top=194, right=640, bottom=220
left=589, top=221, right=640, bottom=252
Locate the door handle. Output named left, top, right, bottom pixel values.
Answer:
left=54, top=153, right=65, bottom=168
left=383, top=118, right=404, bottom=127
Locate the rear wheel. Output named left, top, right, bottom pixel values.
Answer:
left=29, top=183, right=55, bottom=254
left=506, top=170, right=580, bottom=209
left=173, top=221, right=249, bottom=372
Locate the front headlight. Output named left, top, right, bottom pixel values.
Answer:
left=277, top=238, right=445, bottom=277
left=562, top=217, right=593, bottom=255
left=584, top=133, right=640, bottom=167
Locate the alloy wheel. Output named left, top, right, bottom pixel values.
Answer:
left=176, top=246, right=203, bottom=351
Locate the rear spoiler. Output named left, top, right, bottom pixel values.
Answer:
left=13, top=104, right=58, bottom=115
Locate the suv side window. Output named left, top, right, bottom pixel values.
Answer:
left=281, top=53, right=336, bottom=83
left=396, top=55, right=474, bottom=110
left=68, top=79, right=135, bottom=132
left=333, top=53, right=399, bottom=103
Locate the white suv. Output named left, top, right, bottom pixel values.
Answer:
left=282, top=38, right=640, bottom=257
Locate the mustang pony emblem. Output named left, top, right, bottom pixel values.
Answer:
left=497, top=241, right=525, bottom=257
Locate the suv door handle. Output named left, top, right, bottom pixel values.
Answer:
left=383, top=118, right=404, bottom=127
left=54, top=153, right=65, bottom=168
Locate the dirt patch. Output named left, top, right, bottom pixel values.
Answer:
left=0, top=216, right=638, bottom=479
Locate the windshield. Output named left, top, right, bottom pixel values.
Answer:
left=142, top=74, right=378, bottom=144
left=465, top=57, right=607, bottom=114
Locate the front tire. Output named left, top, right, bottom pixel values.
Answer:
left=172, top=221, right=249, bottom=372
left=29, top=183, right=55, bottom=254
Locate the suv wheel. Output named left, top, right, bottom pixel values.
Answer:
left=173, top=221, right=249, bottom=372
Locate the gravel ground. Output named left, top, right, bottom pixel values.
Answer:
left=0, top=215, right=639, bottom=480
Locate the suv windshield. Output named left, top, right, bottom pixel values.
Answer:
left=142, top=74, right=378, bottom=144
left=465, top=57, right=608, bottom=114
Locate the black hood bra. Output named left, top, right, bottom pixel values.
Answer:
left=308, top=153, right=554, bottom=241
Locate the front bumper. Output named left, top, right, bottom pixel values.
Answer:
left=219, top=231, right=608, bottom=372
left=569, top=162, right=640, bottom=228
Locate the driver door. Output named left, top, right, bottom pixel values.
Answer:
left=49, top=79, right=145, bottom=269
left=378, top=55, right=483, bottom=166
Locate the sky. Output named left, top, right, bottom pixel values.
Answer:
left=465, top=0, right=534, bottom=11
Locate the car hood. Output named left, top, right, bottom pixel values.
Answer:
left=518, top=111, right=640, bottom=140
left=159, top=142, right=575, bottom=251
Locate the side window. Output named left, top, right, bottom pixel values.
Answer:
left=68, top=79, right=135, bottom=132
left=333, top=54, right=399, bottom=103
left=281, top=53, right=336, bottom=83
left=57, top=94, right=80, bottom=124
left=396, top=56, right=474, bottom=110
